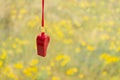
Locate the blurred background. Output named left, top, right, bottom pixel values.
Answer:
left=0, top=0, right=120, bottom=80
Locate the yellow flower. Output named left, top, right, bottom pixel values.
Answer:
left=50, top=61, right=55, bottom=67
left=46, top=66, right=51, bottom=75
left=0, top=61, right=3, bottom=68
left=8, top=72, right=18, bottom=80
left=35, top=16, right=40, bottom=22
left=12, top=43, right=17, bottom=49
left=83, top=16, right=89, bottom=21
left=11, top=9, right=17, bottom=19
left=0, top=50, right=7, bottom=60
left=78, top=74, right=84, bottom=79
left=16, top=48, right=22, bottom=53
left=116, top=47, right=120, bottom=52
left=14, top=62, right=23, bottom=69
left=27, top=20, right=37, bottom=27
left=100, top=53, right=109, bottom=59
left=100, top=53, right=120, bottom=64
left=61, top=55, right=71, bottom=67
left=11, top=9, right=17, bottom=15
left=52, top=76, right=60, bottom=80
left=66, top=67, right=78, bottom=76
left=15, top=38, right=20, bottom=43
left=79, top=1, right=89, bottom=8
left=75, top=47, right=81, bottom=53
left=23, top=67, right=38, bottom=77
left=108, top=21, right=114, bottom=26
left=109, top=42, right=116, bottom=50
left=61, top=60, right=69, bottom=67
left=41, top=66, right=45, bottom=70
left=91, top=2, right=97, bottom=7
left=57, top=31, right=64, bottom=38
left=100, top=34, right=110, bottom=40
left=56, top=55, right=64, bottom=61
left=29, top=59, right=39, bottom=66
left=3, top=66, right=18, bottom=80
left=2, top=42, right=6, bottom=47
left=80, top=40, right=87, bottom=46
left=74, top=21, right=81, bottom=27
left=56, top=54, right=71, bottom=66
left=4, top=66, right=11, bottom=74
left=102, top=71, right=107, bottom=76
left=20, top=8, right=27, bottom=14
left=116, top=8, right=120, bottom=13
left=30, top=67, right=38, bottom=73
left=23, top=68, right=32, bottom=76
left=87, top=45, right=95, bottom=51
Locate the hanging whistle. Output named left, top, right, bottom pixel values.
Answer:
left=36, top=32, right=50, bottom=57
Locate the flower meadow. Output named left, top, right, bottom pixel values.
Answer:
left=0, top=0, right=120, bottom=80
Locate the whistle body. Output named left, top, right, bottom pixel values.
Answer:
left=36, top=32, right=50, bottom=57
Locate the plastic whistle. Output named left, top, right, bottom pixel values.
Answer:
left=36, top=32, right=50, bottom=57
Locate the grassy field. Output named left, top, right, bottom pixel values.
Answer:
left=0, top=0, right=120, bottom=80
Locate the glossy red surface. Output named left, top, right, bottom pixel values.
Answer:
left=36, top=32, right=50, bottom=57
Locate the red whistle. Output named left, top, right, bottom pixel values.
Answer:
left=36, top=32, right=50, bottom=57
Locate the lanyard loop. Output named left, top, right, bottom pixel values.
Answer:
left=41, top=0, right=44, bottom=27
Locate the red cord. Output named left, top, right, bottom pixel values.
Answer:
left=42, top=0, right=44, bottom=27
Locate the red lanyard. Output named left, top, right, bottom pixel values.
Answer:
left=42, top=0, right=44, bottom=27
